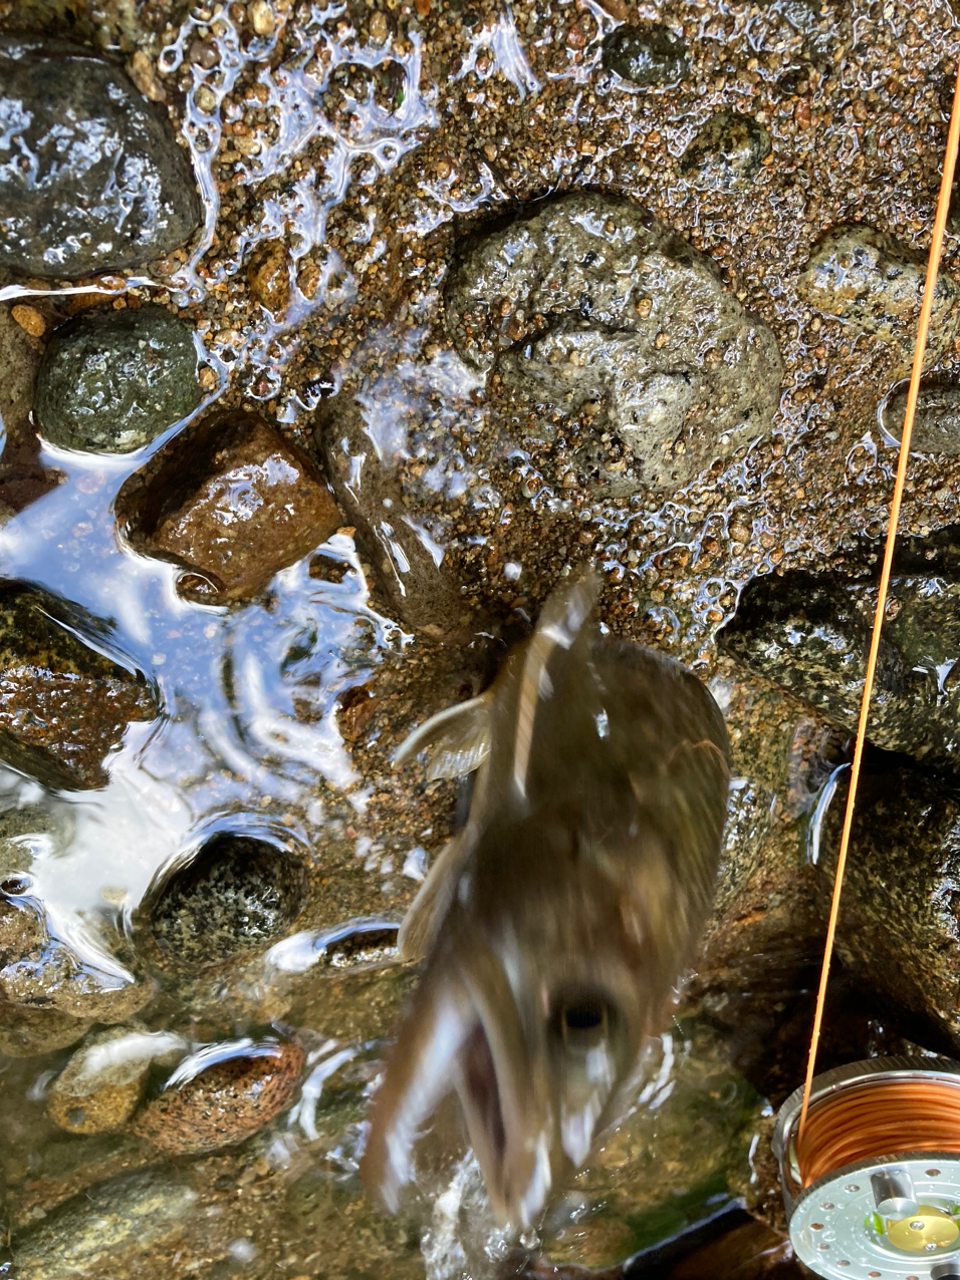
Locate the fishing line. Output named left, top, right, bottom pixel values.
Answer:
left=770, top=51, right=960, bottom=1280
left=797, top=53, right=960, bottom=1141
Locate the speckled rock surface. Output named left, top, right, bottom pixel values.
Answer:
left=0, top=800, right=74, bottom=881
left=10, top=1171, right=198, bottom=1280
left=681, top=112, right=772, bottom=190
left=797, top=223, right=960, bottom=372
left=0, top=582, right=160, bottom=790
left=882, top=378, right=960, bottom=452
left=133, top=1037, right=306, bottom=1155
left=120, top=410, right=342, bottom=601
left=35, top=305, right=201, bottom=454
left=141, top=831, right=310, bottom=969
left=0, top=35, right=201, bottom=278
left=446, top=193, right=784, bottom=493
left=0, top=1003, right=92, bottom=1058
left=600, top=22, right=689, bottom=87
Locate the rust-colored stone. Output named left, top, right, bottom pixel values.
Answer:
left=121, top=411, right=342, bottom=601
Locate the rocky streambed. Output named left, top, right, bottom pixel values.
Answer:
left=2, top=0, right=960, bottom=1276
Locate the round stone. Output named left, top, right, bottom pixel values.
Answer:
left=143, top=832, right=310, bottom=969
left=35, top=306, right=201, bottom=454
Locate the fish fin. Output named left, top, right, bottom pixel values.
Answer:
left=393, top=693, right=493, bottom=782
left=512, top=569, right=601, bottom=797
left=398, top=828, right=474, bottom=961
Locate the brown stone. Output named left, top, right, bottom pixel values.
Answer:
left=119, top=411, right=342, bottom=601
left=134, top=1038, right=305, bottom=1154
left=0, top=582, right=160, bottom=790
left=247, top=239, right=290, bottom=315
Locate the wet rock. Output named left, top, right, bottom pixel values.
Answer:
left=0, top=35, right=202, bottom=279
left=0, top=800, right=75, bottom=881
left=797, top=224, right=960, bottom=370
left=0, top=304, right=61, bottom=522
left=119, top=410, right=342, bottom=601
left=133, top=1037, right=305, bottom=1155
left=680, top=112, right=772, bottom=189
left=141, top=831, right=310, bottom=970
left=0, top=582, right=160, bottom=791
left=247, top=238, right=292, bottom=316
left=0, top=1004, right=92, bottom=1057
left=819, top=764, right=960, bottom=1050
left=10, top=1171, right=197, bottom=1280
left=882, top=379, right=960, bottom=453
left=0, top=889, right=152, bottom=1022
left=47, top=1025, right=152, bottom=1135
left=719, top=566, right=960, bottom=772
left=35, top=306, right=201, bottom=454
left=600, top=22, right=688, bottom=87
left=316, top=341, right=492, bottom=637
left=446, top=192, right=783, bottom=492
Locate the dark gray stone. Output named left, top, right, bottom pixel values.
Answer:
left=143, top=832, right=310, bottom=969
left=681, top=112, right=772, bottom=190
left=35, top=306, right=201, bottom=454
left=882, top=379, right=960, bottom=454
left=0, top=36, right=202, bottom=279
left=601, top=23, right=688, bottom=87
left=719, top=564, right=960, bottom=773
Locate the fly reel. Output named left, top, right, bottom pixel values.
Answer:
left=774, top=1058, right=960, bottom=1280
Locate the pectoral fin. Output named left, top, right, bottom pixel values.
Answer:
left=398, top=827, right=474, bottom=961
left=393, top=693, right=493, bottom=782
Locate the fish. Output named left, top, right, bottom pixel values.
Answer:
left=362, top=571, right=731, bottom=1228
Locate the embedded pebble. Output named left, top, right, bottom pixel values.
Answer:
left=446, top=192, right=784, bottom=492
left=600, top=22, right=689, bottom=86
left=247, top=239, right=291, bottom=315
left=47, top=1025, right=152, bottom=1136
left=882, top=380, right=960, bottom=453
left=0, top=36, right=201, bottom=278
left=798, top=224, right=960, bottom=369
left=119, top=411, right=342, bottom=601
left=142, top=832, right=310, bottom=969
left=11, top=1172, right=197, bottom=1280
left=133, top=1038, right=306, bottom=1155
left=0, top=582, right=160, bottom=791
left=680, top=112, right=772, bottom=190
left=35, top=306, right=201, bottom=454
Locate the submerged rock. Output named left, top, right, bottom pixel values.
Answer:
left=719, top=565, right=960, bottom=772
left=797, top=224, right=960, bottom=370
left=133, top=1037, right=305, bottom=1155
left=140, top=831, right=310, bottom=970
left=445, top=192, right=784, bottom=493
left=680, top=112, right=772, bottom=190
left=47, top=1025, right=152, bottom=1136
left=882, top=379, right=960, bottom=453
left=0, top=35, right=202, bottom=278
left=35, top=306, right=201, bottom=454
left=119, top=410, right=342, bottom=601
left=0, top=582, right=160, bottom=791
left=0, top=888, right=151, bottom=1022
left=600, top=22, right=689, bottom=87
left=0, top=1004, right=92, bottom=1058
left=0, top=800, right=75, bottom=881
left=11, top=1171, right=197, bottom=1280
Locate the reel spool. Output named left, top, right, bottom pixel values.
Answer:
left=774, top=1057, right=960, bottom=1280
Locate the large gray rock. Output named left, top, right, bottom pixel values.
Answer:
left=0, top=36, right=202, bottom=279
left=445, top=192, right=784, bottom=493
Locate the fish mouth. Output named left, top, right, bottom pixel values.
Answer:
left=362, top=953, right=552, bottom=1228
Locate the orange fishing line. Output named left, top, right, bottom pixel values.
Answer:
left=797, top=58, right=960, bottom=1142
left=796, top=1080, right=960, bottom=1187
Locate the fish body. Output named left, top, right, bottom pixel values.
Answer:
left=363, top=573, right=730, bottom=1227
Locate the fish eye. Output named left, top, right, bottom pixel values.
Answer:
left=549, top=990, right=618, bottom=1052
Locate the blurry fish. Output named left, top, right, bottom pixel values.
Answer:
left=362, top=571, right=731, bottom=1228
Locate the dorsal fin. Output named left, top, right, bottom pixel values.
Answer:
left=511, top=570, right=600, bottom=798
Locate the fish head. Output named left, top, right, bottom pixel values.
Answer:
left=363, top=811, right=664, bottom=1229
